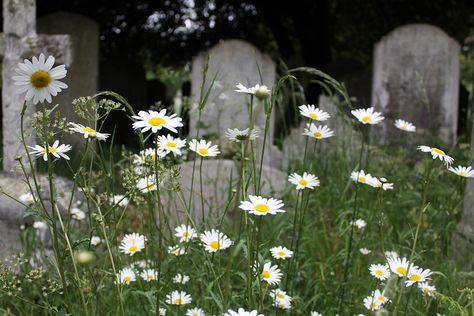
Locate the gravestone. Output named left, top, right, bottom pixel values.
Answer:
left=2, top=0, right=72, bottom=171
left=371, top=24, right=460, bottom=144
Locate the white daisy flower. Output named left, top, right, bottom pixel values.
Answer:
left=33, top=221, right=47, bottom=230
left=310, top=312, right=323, bottom=316
left=235, top=83, right=271, bottom=99
left=71, top=207, right=86, bottom=221
left=174, top=224, right=197, bottom=243
left=371, top=289, right=389, bottom=305
left=273, top=297, right=292, bottom=309
left=369, top=264, right=390, bottom=280
left=351, top=107, right=384, bottom=125
left=394, top=119, right=416, bottom=132
left=200, top=229, right=233, bottom=253
left=29, top=140, right=72, bottom=161
left=133, top=148, right=162, bottom=165
left=360, top=248, right=371, bottom=255
left=299, top=105, right=330, bottom=121
left=239, top=195, right=285, bottom=216
left=261, top=262, right=283, bottom=285
left=165, top=290, right=192, bottom=305
left=387, top=256, right=415, bottom=277
left=90, top=236, right=102, bottom=246
left=225, top=128, right=259, bottom=142
left=270, top=246, right=294, bottom=260
left=168, top=245, right=187, bottom=256
left=69, top=123, right=109, bottom=141
left=159, top=308, right=167, bottom=316
left=350, top=170, right=374, bottom=185
left=119, top=233, right=145, bottom=256
left=303, top=123, right=335, bottom=139
left=224, top=308, right=263, bottom=316
left=173, top=273, right=190, bottom=284
left=186, top=308, right=205, bottom=316
left=406, top=267, right=432, bottom=287
left=157, top=134, right=186, bottom=157
left=418, top=282, right=436, bottom=297
left=13, top=53, right=68, bottom=104
left=132, top=109, right=183, bottom=134
left=139, top=269, right=158, bottom=282
left=19, top=192, right=34, bottom=204
left=417, top=146, right=454, bottom=166
left=136, top=176, right=157, bottom=193
left=351, top=219, right=366, bottom=229
left=288, top=172, right=320, bottom=190
left=189, top=139, right=220, bottom=157
left=110, top=195, right=129, bottom=207
left=363, top=295, right=381, bottom=311
left=448, top=165, right=474, bottom=178
left=116, top=267, right=136, bottom=285
left=270, top=289, right=292, bottom=303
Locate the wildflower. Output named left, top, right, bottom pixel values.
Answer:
left=418, top=282, right=436, bottom=297
left=363, top=295, right=381, bottom=311
left=406, top=267, right=432, bottom=287
left=90, top=236, right=102, bottom=246
left=303, top=123, right=335, bottom=139
left=140, top=269, right=158, bottom=282
left=119, top=233, right=145, bottom=256
left=235, top=83, right=271, bottom=99
left=387, top=256, right=414, bottom=277
left=33, top=221, right=47, bottom=230
left=417, top=146, right=454, bottom=166
left=273, top=298, right=292, bottom=309
left=136, top=176, right=157, bottom=193
left=270, top=246, right=293, bottom=260
left=225, top=128, right=259, bottom=142
left=189, top=139, right=220, bottom=157
left=69, top=122, right=109, bottom=141
left=369, top=264, right=390, bottom=280
left=288, top=172, right=320, bottom=190
left=132, top=109, right=183, bottom=134
left=13, top=53, right=67, bottom=104
left=384, top=250, right=398, bottom=258
left=168, top=245, right=187, bottom=256
left=351, top=219, right=366, bottom=230
left=157, top=134, right=186, bottom=157
left=448, top=165, right=474, bottom=178
left=200, top=229, right=232, bottom=252
left=71, top=207, right=86, bottom=221
left=299, top=105, right=330, bottom=121
left=173, top=273, right=190, bottom=284
left=175, top=224, right=197, bottom=243
left=239, top=195, right=285, bottom=216
left=159, top=308, right=167, bottom=316
left=186, top=308, right=205, bottom=316
left=351, top=107, right=384, bottom=125
left=110, top=195, right=129, bottom=207
left=350, top=170, right=374, bottom=185
left=394, top=119, right=416, bottom=132
left=117, top=267, right=136, bottom=285
left=165, top=290, right=192, bottom=305
left=271, top=289, right=292, bottom=309
left=310, top=312, right=323, bottom=316
left=19, top=192, right=34, bottom=204
left=224, top=308, right=263, bottom=316
left=360, top=248, right=371, bottom=255
left=371, top=289, right=389, bottom=305
left=261, top=262, right=283, bottom=285
left=29, top=140, right=72, bottom=161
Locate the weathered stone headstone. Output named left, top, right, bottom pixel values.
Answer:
left=2, top=0, right=72, bottom=171
left=371, top=24, right=460, bottom=144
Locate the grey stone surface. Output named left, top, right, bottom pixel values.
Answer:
left=371, top=24, right=460, bottom=144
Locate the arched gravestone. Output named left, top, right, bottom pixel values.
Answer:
left=371, top=24, right=460, bottom=144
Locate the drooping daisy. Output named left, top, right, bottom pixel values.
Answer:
left=406, top=267, right=432, bottom=287
left=186, top=308, right=205, bottom=316
left=363, top=295, right=381, bottom=311
left=110, top=195, right=129, bottom=207
left=168, top=245, right=187, bottom=256
left=417, top=146, right=454, bottom=166
left=288, top=172, right=320, bottom=190
left=116, top=267, right=136, bottom=285
left=225, top=128, right=259, bottom=142
left=350, top=170, right=374, bottom=185
left=351, top=107, right=384, bottom=125
left=13, top=53, right=68, bottom=104
left=69, top=123, right=109, bottom=141
left=136, top=176, right=157, bottom=193
left=132, top=109, right=183, bottom=134
left=299, top=105, right=330, bottom=121
left=239, top=195, right=285, bottom=216
left=419, top=282, right=436, bottom=297
left=173, top=273, right=190, bottom=284
left=200, top=229, right=232, bottom=253
left=448, top=165, right=474, bottom=178
left=235, top=83, right=271, bottom=99
left=302, top=123, right=335, bottom=139
left=165, top=290, right=192, bottom=305
left=351, top=219, right=367, bottom=230
left=387, top=256, right=415, bottom=277
left=140, top=269, right=158, bottom=282
left=189, top=139, right=220, bottom=157
left=71, top=207, right=86, bottom=221
left=394, top=119, right=416, bottom=132
left=119, top=233, right=145, bottom=256
left=157, top=134, right=186, bottom=157
left=29, top=140, right=72, bottom=161
left=90, top=236, right=102, bottom=246
left=174, top=224, right=197, bottom=243
left=270, top=246, right=294, bottom=260
left=369, top=264, right=390, bottom=280
left=261, top=262, right=283, bottom=285
left=360, top=248, right=371, bottom=255
left=224, top=308, right=263, bottom=316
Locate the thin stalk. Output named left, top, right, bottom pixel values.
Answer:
left=199, top=157, right=205, bottom=225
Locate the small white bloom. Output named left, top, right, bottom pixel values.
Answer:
left=239, top=195, right=285, bottom=216
left=90, top=236, right=102, bottom=246
left=235, top=83, right=270, bottom=99
left=186, top=308, right=205, bottom=316
left=157, top=134, right=186, bottom=157
left=417, top=146, right=454, bottom=166
left=270, top=246, right=294, bottom=260
left=448, top=165, right=474, bottom=178
left=19, top=192, right=34, bottom=204
left=261, top=262, right=282, bottom=285
left=369, top=264, right=390, bottom=280
left=419, top=282, right=436, bottom=297
left=200, top=229, right=233, bottom=253
left=360, top=248, right=371, bottom=255
left=140, top=269, right=158, bottom=282
left=69, top=122, right=109, bottom=141
left=189, top=139, right=220, bottom=157
left=168, top=245, right=187, bottom=256
left=110, top=195, right=129, bottom=207
left=288, top=172, right=320, bottom=190
left=303, top=123, right=335, bottom=139
left=225, top=128, right=259, bottom=142
left=119, top=233, right=145, bottom=256
left=174, top=224, right=197, bottom=243
left=165, top=290, right=192, bottom=305
left=299, top=105, right=330, bottom=121
left=116, top=267, right=136, bottom=285
left=29, top=140, right=72, bottom=161
left=351, top=219, right=366, bottom=230
left=394, top=119, right=416, bottom=132
left=71, top=207, right=86, bottom=221
left=351, top=107, right=384, bottom=125
left=224, top=308, right=263, bottom=316
left=173, top=273, right=190, bottom=284
left=132, top=109, right=183, bottom=134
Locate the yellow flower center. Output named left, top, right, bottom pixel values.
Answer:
left=431, top=147, right=445, bottom=155
left=31, top=70, right=52, bottom=88
left=262, top=270, right=270, bottom=278
left=309, top=113, right=318, bottom=119
left=362, top=115, right=371, bottom=122
left=255, top=204, right=270, bottom=213
left=41, top=147, right=57, bottom=153
left=146, top=183, right=155, bottom=189
left=396, top=266, right=407, bottom=275
left=313, top=131, right=322, bottom=138
left=459, top=171, right=466, bottom=176
left=183, top=231, right=190, bottom=237
left=378, top=295, right=385, bottom=301
left=298, top=179, right=309, bottom=186
left=123, top=276, right=132, bottom=283
left=192, top=314, right=199, bottom=316
left=375, top=270, right=383, bottom=276
left=276, top=293, right=285, bottom=299
left=409, top=274, right=422, bottom=281
left=83, top=127, right=96, bottom=133
left=423, top=287, right=429, bottom=293
left=147, top=274, right=154, bottom=280
left=210, top=241, right=220, bottom=249
left=174, top=298, right=182, bottom=304
left=129, top=245, right=138, bottom=252
left=198, top=148, right=208, bottom=155
left=277, top=251, right=285, bottom=257
left=358, top=176, right=366, bottom=183
left=166, top=141, right=177, bottom=148
left=148, top=117, right=166, bottom=126
left=401, top=124, right=407, bottom=130
left=371, top=302, right=377, bottom=308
